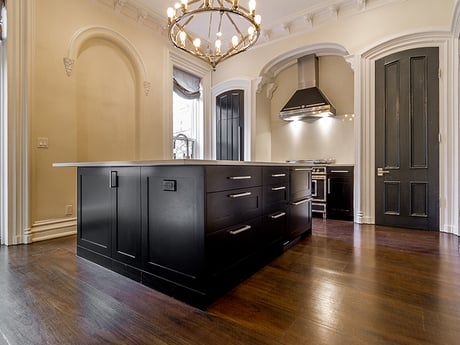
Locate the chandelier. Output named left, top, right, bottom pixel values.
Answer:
left=167, top=0, right=261, bottom=70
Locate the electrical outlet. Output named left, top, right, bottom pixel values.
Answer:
left=37, top=137, right=49, bottom=148
left=65, top=205, right=73, bottom=215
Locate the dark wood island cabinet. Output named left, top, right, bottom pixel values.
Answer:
left=57, top=160, right=312, bottom=308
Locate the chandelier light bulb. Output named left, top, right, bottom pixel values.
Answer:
left=167, top=7, right=175, bottom=19
left=232, top=35, right=239, bottom=47
left=181, top=0, right=188, bottom=9
left=215, top=39, right=222, bottom=54
left=179, top=31, right=186, bottom=46
left=249, top=0, right=256, bottom=14
left=193, top=38, right=201, bottom=48
left=174, top=3, right=181, bottom=10
left=248, top=26, right=255, bottom=37
left=255, top=14, right=261, bottom=25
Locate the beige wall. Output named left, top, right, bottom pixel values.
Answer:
left=269, top=56, right=355, bottom=163
left=26, top=0, right=457, bottom=236
left=31, top=0, right=167, bottom=224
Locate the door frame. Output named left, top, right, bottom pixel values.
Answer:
left=353, top=31, right=458, bottom=234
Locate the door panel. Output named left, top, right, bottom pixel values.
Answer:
left=216, top=89, right=244, bottom=161
left=375, top=47, right=439, bottom=230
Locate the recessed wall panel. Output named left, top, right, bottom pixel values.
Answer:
left=410, top=57, right=428, bottom=168
left=384, top=181, right=400, bottom=215
left=384, top=62, right=400, bottom=168
left=410, top=182, right=428, bottom=217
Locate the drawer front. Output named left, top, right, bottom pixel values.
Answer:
left=263, top=184, right=289, bottom=212
left=206, top=166, right=262, bottom=192
left=263, top=167, right=289, bottom=185
left=206, top=217, right=261, bottom=274
left=260, top=207, right=287, bottom=248
left=206, top=186, right=262, bottom=233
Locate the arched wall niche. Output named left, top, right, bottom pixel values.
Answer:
left=63, top=25, right=151, bottom=161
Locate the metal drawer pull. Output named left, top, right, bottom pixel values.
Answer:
left=294, top=168, right=311, bottom=171
left=271, top=173, right=286, bottom=177
left=229, top=225, right=252, bottom=235
left=270, top=212, right=286, bottom=219
left=228, top=192, right=252, bottom=198
left=271, top=186, right=286, bottom=191
left=291, top=198, right=309, bottom=206
left=228, top=175, right=252, bottom=180
left=330, top=170, right=349, bottom=173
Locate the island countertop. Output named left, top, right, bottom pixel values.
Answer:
left=53, top=159, right=315, bottom=168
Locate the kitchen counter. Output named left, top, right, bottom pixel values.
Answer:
left=63, top=161, right=313, bottom=308
left=53, top=159, right=311, bottom=168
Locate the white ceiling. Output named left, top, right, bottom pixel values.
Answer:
left=132, top=0, right=372, bottom=39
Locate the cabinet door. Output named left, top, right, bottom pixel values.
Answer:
left=290, top=167, right=312, bottom=201
left=287, top=198, right=312, bottom=241
left=261, top=207, right=287, bottom=248
left=111, top=168, right=142, bottom=267
left=327, top=167, right=354, bottom=220
left=77, top=168, right=112, bottom=257
left=206, top=217, right=261, bottom=276
left=141, top=166, right=205, bottom=285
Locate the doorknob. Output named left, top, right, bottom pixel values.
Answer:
left=377, top=167, right=390, bottom=177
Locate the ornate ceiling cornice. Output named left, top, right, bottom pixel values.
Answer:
left=93, top=0, right=404, bottom=46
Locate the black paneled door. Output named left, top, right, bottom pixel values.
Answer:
left=375, top=47, right=439, bottom=230
left=216, top=89, right=244, bottom=161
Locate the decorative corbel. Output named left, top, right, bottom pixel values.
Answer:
left=63, top=57, right=75, bottom=77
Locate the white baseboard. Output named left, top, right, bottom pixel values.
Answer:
left=26, top=218, right=77, bottom=243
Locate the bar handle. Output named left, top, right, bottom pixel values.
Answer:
left=110, top=171, right=118, bottom=188
left=228, top=176, right=252, bottom=180
left=291, top=198, right=310, bottom=206
left=271, top=186, right=286, bottom=191
left=271, top=173, right=286, bottom=177
left=228, top=192, right=252, bottom=198
left=270, top=212, right=286, bottom=219
left=229, top=225, right=251, bottom=235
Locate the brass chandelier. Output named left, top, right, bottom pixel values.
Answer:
left=167, top=0, right=261, bottom=70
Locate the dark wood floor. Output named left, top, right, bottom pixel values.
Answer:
left=1, top=219, right=460, bottom=345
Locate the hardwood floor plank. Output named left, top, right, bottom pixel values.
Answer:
left=1, top=219, right=460, bottom=344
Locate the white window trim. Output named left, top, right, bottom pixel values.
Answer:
left=166, top=51, right=212, bottom=160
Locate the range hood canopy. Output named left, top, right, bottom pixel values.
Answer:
left=279, top=55, right=336, bottom=121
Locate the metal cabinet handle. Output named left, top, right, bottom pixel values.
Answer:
left=270, top=212, right=286, bottom=219
left=228, top=176, right=252, bottom=180
left=271, top=173, right=286, bottom=177
left=294, top=168, right=311, bottom=171
left=228, top=192, right=252, bottom=198
left=312, top=180, right=317, bottom=197
left=328, top=178, right=331, bottom=194
left=110, top=171, right=118, bottom=188
left=291, top=198, right=310, bottom=206
left=229, top=225, right=251, bottom=235
left=330, top=170, right=349, bottom=173
left=271, top=186, right=286, bottom=191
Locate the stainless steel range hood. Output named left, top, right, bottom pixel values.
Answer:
left=279, top=55, right=336, bottom=121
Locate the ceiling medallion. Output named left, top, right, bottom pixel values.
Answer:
left=167, top=0, right=261, bottom=70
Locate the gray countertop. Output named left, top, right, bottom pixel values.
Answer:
left=53, top=159, right=314, bottom=168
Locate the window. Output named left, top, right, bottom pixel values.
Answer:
left=172, top=67, right=203, bottom=159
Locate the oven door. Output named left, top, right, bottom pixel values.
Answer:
left=312, top=175, right=326, bottom=202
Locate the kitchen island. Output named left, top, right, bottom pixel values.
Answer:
left=54, top=160, right=312, bottom=308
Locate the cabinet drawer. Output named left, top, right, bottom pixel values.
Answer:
left=206, top=186, right=262, bottom=233
left=206, top=217, right=261, bottom=274
left=261, top=208, right=287, bottom=247
left=263, top=184, right=289, bottom=214
left=206, top=166, right=262, bottom=192
left=263, top=167, right=289, bottom=185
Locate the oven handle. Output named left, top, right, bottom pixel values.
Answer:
left=312, top=175, right=326, bottom=180
left=312, top=180, right=317, bottom=197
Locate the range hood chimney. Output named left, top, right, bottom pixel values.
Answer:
left=279, top=55, right=336, bottom=121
